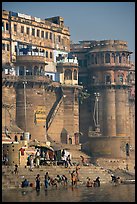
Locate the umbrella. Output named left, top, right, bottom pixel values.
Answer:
left=50, top=141, right=64, bottom=151
left=28, top=139, right=40, bottom=147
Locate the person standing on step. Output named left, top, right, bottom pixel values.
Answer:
left=76, top=164, right=80, bottom=181
left=35, top=149, right=40, bottom=168
left=44, top=172, right=50, bottom=190
left=36, top=174, right=40, bottom=191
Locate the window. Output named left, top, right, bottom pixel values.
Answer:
left=26, top=27, right=30, bottom=35
left=46, top=51, right=48, bottom=58
left=41, top=31, right=44, bottom=38
left=105, top=53, right=110, bottom=63
left=58, top=35, right=61, bottom=43
left=119, top=56, right=122, bottom=63
left=105, top=74, right=111, bottom=84
left=50, top=32, right=52, bottom=40
left=15, top=45, right=17, bottom=53
left=37, top=29, right=40, bottom=37
left=74, top=70, right=77, bottom=80
left=45, top=32, right=48, bottom=39
left=2, top=21, right=4, bottom=31
left=7, top=44, right=9, bottom=51
left=64, top=69, right=72, bottom=80
left=32, top=28, right=35, bottom=36
left=2, top=43, right=5, bottom=50
left=50, top=52, right=52, bottom=58
left=119, top=74, right=124, bottom=83
left=111, top=53, right=115, bottom=63
left=14, top=24, right=17, bottom=32
left=6, top=23, right=9, bottom=30
left=91, top=54, right=94, bottom=64
left=21, top=26, right=24, bottom=33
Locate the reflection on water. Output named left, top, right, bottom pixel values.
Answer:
left=2, top=184, right=135, bottom=202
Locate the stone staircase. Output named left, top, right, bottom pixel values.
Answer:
left=2, top=163, right=112, bottom=190
left=2, top=144, right=135, bottom=190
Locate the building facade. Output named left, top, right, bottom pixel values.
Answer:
left=71, top=40, right=135, bottom=157
left=2, top=10, right=135, bottom=158
left=2, top=10, right=81, bottom=144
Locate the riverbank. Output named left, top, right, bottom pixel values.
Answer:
left=2, top=182, right=135, bottom=202
left=2, top=159, right=135, bottom=190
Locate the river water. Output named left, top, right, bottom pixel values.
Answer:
left=2, top=183, right=135, bottom=202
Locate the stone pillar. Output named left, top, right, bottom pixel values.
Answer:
left=115, top=89, right=127, bottom=136
left=102, top=88, right=116, bottom=136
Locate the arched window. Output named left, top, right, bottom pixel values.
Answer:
left=91, top=54, right=94, bottom=64
left=122, top=53, right=126, bottom=64
left=40, top=66, right=44, bottom=75
left=105, top=74, right=111, bottom=84
left=19, top=66, right=25, bottom=76
left=100, top=53, right=104, bottom=64
left=26, top=67, right=32, bottom=76
left=74, top=70, right=77, bottom=80
left=118, top=73, right=124, bottom=83
left=64, top=69, right=72, bottom=80
left=34, top=66, right=38, bottom=75
left=111, top=53, right=115, bottom=63
left=105, top=53, right=110, bottom=63
left=119, top=55, right=122, bottom=63
left=94, top=54, right=97, bottom=64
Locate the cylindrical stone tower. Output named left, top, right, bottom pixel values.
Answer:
left=86, top=40, right=133, bottom=158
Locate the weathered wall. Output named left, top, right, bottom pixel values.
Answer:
left=15, top=83, right=57, bottom=141
left=2, top=85, right=16, bottom=132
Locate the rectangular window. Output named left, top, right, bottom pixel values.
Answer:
left=32, top=28, right=35, bottom=36
left=37, top=29, right=40, bottom=37
left=2, top=21, right=4, bottom=31
left=2, top=43, right=5, bottom=50
left=15, top=45, right=17, bottom=53
left=50, top=52, right=52, bottom=58
left=50, top=32, right=52, bottom=40
left=6, top=23, right=9, bottom=30
left=14, top=24, right=17, bottom=32
left=21, top=26, right=24, bottom=33
left=26, top=27, right=30, bottom=35
left=41, top=31, right=44, bottom=38
left=7, top=44, right=10, bottom=51
left=46, top=51, right=48, bottom=58
left=58, top=35, right=61, bottom=43
left=45, top=32, right=48, bottom=39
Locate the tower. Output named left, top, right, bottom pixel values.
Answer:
left=71, top=40, right=134, bottom=158
left=87, top=40, right=133, bottom=158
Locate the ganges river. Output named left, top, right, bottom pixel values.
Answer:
left=2, top=183, right=135, bottom=202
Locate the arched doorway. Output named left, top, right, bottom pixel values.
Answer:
left=68, top=138, right=72, bottom=144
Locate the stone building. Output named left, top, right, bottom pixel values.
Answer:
left=2, top=10, right=81, bottom=144
left=2, top=10, right=135, bottom=158
left=70, top=40, right=135, bottom=158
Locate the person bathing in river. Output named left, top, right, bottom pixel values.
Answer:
left=86, top=177, right=93, bottom=187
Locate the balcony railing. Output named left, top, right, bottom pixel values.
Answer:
left=16, top=55, right=47, bottom=64
left=2, top=74, right=52, bottom=83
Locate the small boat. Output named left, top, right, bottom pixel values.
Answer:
left=121, top=180, right=135, bottom=184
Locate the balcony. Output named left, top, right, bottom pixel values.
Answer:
left=2, top=74, right=52, bottom=84
left=16, top=55, right=47, bottom=64
left=88, top=63, right=131, bottom=69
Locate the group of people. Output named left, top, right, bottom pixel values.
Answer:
left=111, top=174, right=121, bottom=185
left=86, top=176, right=100, bottom=187
left=61, top=149, right=73, bottom=168
left=34, top=172, right=68, bottom=191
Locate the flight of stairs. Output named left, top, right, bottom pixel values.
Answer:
left=2, top=144, right=113, bottom=189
